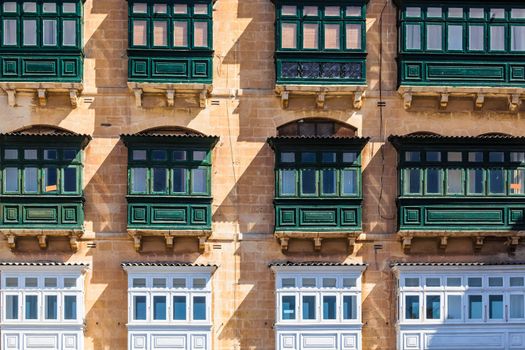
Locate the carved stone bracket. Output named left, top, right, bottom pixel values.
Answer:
left=275, top=231, right=361, bottom=253
left=275, top=84, right=367, bottom=110
left=399, top=231, right=525, bottom=254
left=127, top=82, right=213, bottom=108
left=0, top=83, right=82, bottom=108
left=399, top=86, right=525, bottom=111
left=2, top=229, right=83, bottom=252
left=128, top=229, right=212, bottom=253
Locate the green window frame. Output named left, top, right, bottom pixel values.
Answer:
left=0, top=1, right=81, bottom=50
left=399, top=150, right=525, bottom=198
left=0, top=146, right=82, bottom=196
left=399, top=4, right=525, bottom=54
left=128, top=0, right=212, bottom=50
left=127, top=147, right=212, bottom=197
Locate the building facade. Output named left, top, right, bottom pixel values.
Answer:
left=0, top=0, right=524, bottom=349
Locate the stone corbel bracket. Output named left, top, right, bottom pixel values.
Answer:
left=275, top=231, right=361, bottom=253
left=399, top=86, right=525, bottom=112
left=2, top=229, right=84, bottom=252
left=0, top=82, right=83, bottom=108
left=127, top=82, right=213, bottom=108
left=399, top=231, right=525, bottom=254
left=275, top=84, right=367, bottom=110
left=128, top=229, right=212, bottom=253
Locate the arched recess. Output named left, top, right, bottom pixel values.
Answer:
left=277, top=118, right=357, bottom=137
left=8, top=124, right=83, bottom=136
left=477, top=132, right=513, bottom=137
left=405, top=131, right=442, bottom=137
left=130, top=125, right=207, bottom=137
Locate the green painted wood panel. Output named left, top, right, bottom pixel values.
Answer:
left=0, top=55, right=82, bottom=82
left=128, top=56, right=212, bottom=83
left=276, top=56, right=366, bottom=84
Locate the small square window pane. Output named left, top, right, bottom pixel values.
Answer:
left=405, top=24, right=421, bottom=50
left=174, top=4, right=187, bottom=14
left=23, top=3, right=36, bottom=13
left=132, top=278, right=146, bottom=288
left=427, top=7, right=442, bottom=17
left=281, top=152, right=295, bottom=163
left=44, top=278, right=57, bottom=288
left=24, top=149, right=37, bottom=160
left=426, top=278, right=440, bottom=287
left=469, top=8, right=484, bottom=18
left=133, top=3, right=147, bottom=13
left=489, top=277, right=503, bottom=287
left=152, top=278, right=166, bottom=288
left=133, top=21, right=147, bottom=45
left=64, top=149, right=77, bottom=160
left=343, top=152, right=357, bottom=162
left=469, top=25, right=484, bottom=51
left=448, top=25, right=463, bottom=50
left=301, top=152, right=316, bottom=163
left=63, top=3, right=76, bottom=13
left=303, top=23, right=319, bottom=49
left=282, top=278, right=295, bottom=288
left=132, top=150, right=147, bottom=160
left=2, top=20, right=17, bottom=45
left=427, top=152, right=441, bottom=162
left=193, top=151, right=206, bottom=161
left=324, top=24, right=340, bottom=49
left=321, top=152, right=336, bottom=163
left=281, top=5, right=296, bottom=16
left=343, top=278, right=356, bottom=288
left=346, top=24, right=361, bottom=49
left=3, top=2, right=16, bottom=12
left=6, top=277, right=18, bottom=287
left=43, top=3, right=56, bottom=12
left=173, top=150, right=187, bottom=161
left=302, top=278, right=316, bottom=287
left=405, top=278, right=419, bottom=287
left=5, top=149, right=18, bottom=159
left=346, top=6, right=361, bottom=17
left=406, top=7, right=421, bottom=17
left=468, top=152, right=483, bottom=162
left=511, top=152, right=525, bottom=162
left=194, top=4, right=208, bottom=15
left=64, top=278, right=77, bottom=288
left=25, top=277, right=38, bottom=288
left=151, top=150, right=167, bottom=161
left=491, top=26, right=505, bottom=51
left=173, top=278, right=186, bottom=288
left=448, top=8, right=463, bottom=18
left=303, top=6, right=317, bottom=16
left=448, top=152, right=462, bottom=162
left=193, top=278, right=206, bottom=288
left=325, top=6, right=340, bottom=16
left=44, top=149, right=58, bottom=160
left=490, top=9, right=505, bottom=19
left=323, top=278, right=337, bottom=288
left=512, top=9, right=525, bottom=19
left=447, top=277, right=462, bottom=287
left=153, top=4, right=167, bottom=13
left=510, top=277, right=525, bottom=287
left=511, top=26, right=525, bottom=51
left=489, top=152, right=504, bottom=162
left=468, top=277, right=482, bottom=287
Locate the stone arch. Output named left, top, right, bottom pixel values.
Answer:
left=276, top=117, right=357, bottom=137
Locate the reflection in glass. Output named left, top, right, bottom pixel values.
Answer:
left=343, top=295, right=357, bottom=319
left=322, top=296, right=336, bottom=320
left=447, top=295, right=462, bottom=320
left=25, top=295, right=38, bottom=319
left=153, top=296, right=167, bottom=320
left=5, top=168, right=19, bottom=192
left=280, top=170, right=296, bottom=195
left=468, top=169, right=484, bottom=194
left=172, top=168, right=187, bottom=193
left=64, top=168, right=77, bottom=192
left=302, top=296, right=316, bottom=320
left=132, top=168, right=147, bottom=193
left=24, top=167, right=38, bottom=193
left=282, top=295, right=296, bottom=320
left=469, top=295, right=483, bottom=319
left=404, top=169, right=421, bottom=194
left=405, top=295, right=419, bottom=319
left=322, top=169, right=336, bottom=194
left=192, top=168, right=207, bottom=193
left=64, top=296, right=77, bottom=320
left=447, top=169, right=463, bottom=194
left=426, top=295, right=441, bottom=319
left=426, top=169, right=442, bottom=194
left=153, top=168, right=167, bottom=192
left=173, top=296, right=186, bottom=320
left=510, top=295, right=525, bottom=319
left=301, top=169, right=316, bottom=194
left=193, top=296, right=206, bottom=320
left=489, top=169, right=505, bottom=194
left=134, top=296, right=146, bottom=320
left=45, top=295, right=58, bottom=320
left=489, top=295, right=503, bottom=319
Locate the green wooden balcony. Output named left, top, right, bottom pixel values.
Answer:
left=0, top=53, right=83, bottom=82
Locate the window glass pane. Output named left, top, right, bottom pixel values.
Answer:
left=489, top=169, right=505, bottom=194
left=324, top=24, right=340, bottom=49
left=152, top=278, right=166, bottom=288
left=64, top=295, right=77, bottom=320
left=132, top=150, right=147, bottom=160
left=173, top=278, right=186, bottom=288
left=447, top=277, right=462, bottom=287
left=193, top=278, right=206, bottom=288
left=281, top=152, right=295, bottom=163
left=404, top=169, right=421, bottom=194
left=63, top=20, right=76, bottom=46
left=468, top=277, right=482, bottom=287
left=512, top=9, right=525, bottom=19
left=24, top=167, right=38, bottom=193
left=426, top=295, right=441, bottom=319
left=173, top=4, right=187, bottom=14
left=133, top=3, right=147, bottom=13
left=173, top=150, right=186, bottom=161
left=426, top=169, right=442, bottom=194
left=427, top=25, right=442, bottom=50
left=134, top=296, right=147, bottom=320
left=44, top=167, right=58, bottom=192
left=346, top=6, right=361, bottom=17
left=153, top=168, right=167, bottom=192
left=64, top=168, right=78, bottom=192
left=512, top=26, right=525, bottom=51
left=63, top=3, right=76, bottom=13
left=44, top=278, right=57, bottom=288
left=153, top=296, right=167, bottom=320
left=45, top=295, right=58, bottom=320
left=173, top=296, right=186, bottom=320
left=469, top=295, right=483, bottom=319
left=469, top=152, right=483, bottom=162
left=325, top=6, right=340, bottom=16
left=490, top=9, right=505, bottom=19
left=43, top=2, right=56, bottom=12
left=133, top=21, right=147, bottom=46
left=5, top=168, right=19, bottom=192
left=154, top=4, right=167, bottom=13
left=489, top=295, right=503, bottom=319
left=23, top=20, right=37, bottom=46
left=427, top=7, right=442, bottom=17
left=301, top=169, right=316, bottom=194
left=6, top=295, right=18, bottom=319
left=172, top=168, right=187, bottom=193
left=303, top=6, right=317, bottom=16
left=193, top=151, right=206, bottom=161
left=342, top=169, right=358, bottom=195
left=322, top=296, right=336, bottom=320
left=489, top=277, right=504, bottom=287
left=303, top=23, right=319, bottom=49
left=3, top=20, right=17, bottom=45
left=194, top=3, right=208, bottom=14
left=5, top=149, right=18, bottom=159
left=193, top=22, right=208, bottom=47
left=323, top=278, right=337, bottom=288
left=301, top=152, right=316, bottom=163
left=406, top=7, right=421, bottom=17
left=343, top=152, right=357, bottom=163
left=281, top=5, right=296, bottom=16
left=25, top=277, right=37, bottom=287
left=191, top=168, right=207, bottom=193
left=448, top=152, right=462, bottom=162
left=193, top=296, right=206, bottom=320
left=3, top=2, right=16, bottom=12
left=64, top=278, right=76, bottom=288
left=322, top=169, right=336, bottom=194
left=282, top=278, right=295, bottom=288
left=346, top=24, right=361, bottom=49
left=132, top=278, right=146, bottom=288
left=447, top=169, right=463, bottom=194
left=468, top=169, right=484, bottom=194
left=469, top=8, right=484, bottom=18
left=153, top=21, right=168, bottom=46
left=405, top=295, right=420, bottom=319
left=64, top=149, right=77, bottom=160
left=405, top=278, right=419, bottom=287
left=302, top=296, right=316, bottom=320
left=280, top=170, right=296, bottom=195
left=282, top=295, right=296, bottom=320
left=6, top=277, right=18, bottom=287
left=448, top=25, right=463, bottom=50
left=280, top=23, right=297, bottom=49
left=469, top=25, right=484, bottom=51
left=491, top=26, right=505, bottom=51
left=425, top=278, right=440, bottom=287
left=343, top=278, right=356, bottom=288
left=132, top=168, right=147, bottom=193
left=25, top=295, right=38, bottom=319
left=174, top=21, right=188, bottom=46
left=448, top=8, right=463, bottom=18
left=510, top=277, right=525, bottom=287
left=343, top=295, right=357, bottom=319
left=489, top=152, right=504, bottom=162
left=510, top=295, right=525, bottom=318
left=427, top=152, right=441, bottom=162
left=405, top=24, right=421, bottom=50
left=302, top=278, right=316, bottom=287
left=447, top=295, right=462, bottom=319
left=44, top=149, right=57, bottom=160
left=43, top=20, right=57, bottom=46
